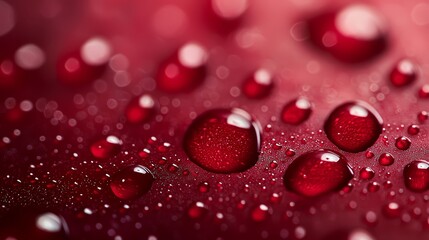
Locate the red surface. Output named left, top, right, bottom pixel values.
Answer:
left=1, top=0, right=429, bottom=240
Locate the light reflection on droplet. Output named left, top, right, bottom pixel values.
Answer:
left=15, top=44, right=46, bottom=70
left=81, top=37, right=112, bottom=66
left=36, top=213, right=62, bottom=233
left=178, top=43, right=208, bottom=68
left=0, top=1, right=14, bottom=37
left=211, top=0, right=248, bottom=19
left=335, top=5, right=386, bottom=40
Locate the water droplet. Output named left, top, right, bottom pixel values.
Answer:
left=403, top=160, right=429, bottom=192
left=184, top=108, right=261, bottom=173
left=198, top=181, right=210, bottom=193
left=417, top=111, right=428, bottom=123
left=0, top=59, right=19, bottom=89
left=395, top=136, right=411, bottom=150
left=378, top=153, right=394, bottom=166
left=15, top=44, right=46, bottom=70
left=125, top=94, right=156, bottom=124
left=418, top=84, right=429, bottom=98
left=365, top=150, right=374, bottom=158
left=363, top=211, right=378, bottom=226
left=285, top=148, right=296, bottom=157
left=167, top=163, right=179, bottom=173
left=382, top=202, right=402, bottom=218
left=389, top=59, right=418, bottom=87
left=324, top=101, right=383, bottom=152
left=57, top=51, right=105, bottom=86
left=187, top=202, right=208, bottom=219
left=359, top=167, right=375, bottom=180
left=251, top=204, right=271, bottom=222
left=408, top=124, right=420, bottom=135
left=110, top=165, right=155, bottom=200
left=281, top=97, right=312, bottom=125
left=90, top=135, right=122, bottom=159
left=157, top=43, right=207, bottom=93
left=306, top=4, right=387, bottom=63
left=367, top=181, right=380, bottom=192
left=269, top=160, right=278, bottom=169
left=283, top=149, right=354, bottom=197
left=241, top=68, right=274, bottom=99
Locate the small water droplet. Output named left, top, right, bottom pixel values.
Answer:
left=359, top=167, right=375, bottom=180
left=403, top=160, right=429, bottom=192
left=395, top=136, right=411, bottom=150
left=198, top=181, right=210, bottom=193
left=283, top=149, right=354, bottom=197
left=378, top=153, right=394, bottom=166
left=418, top=84, right=429, bottom=99
left=407, top=124, right=420, bottom=135
left=184, top=108, right=261, bottom=173
left=367, top=181, right=380, bottom=192
left=251, top=204, right=271, bottom=222
left=324, top=101, right=383, bottom=152
left=125, top=94, right=156, bottom=124
left=417, top=111, right=428, bottom=123
left=187, top=202, right=208, bottom=219
left=382, top=202, right=402, bottom=218
left=281, top=97, right=312, bottom=125
left=241, top=68, right=274, bottom=99
left=90, top=135, right=122, bottom=159
left=110, top=165, right=155, bottom=200
left=157, top=43, right=207, bottom=93
left=389, top=59, right=418, bottom=87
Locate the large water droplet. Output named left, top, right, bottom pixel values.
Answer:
left=183, top=108, right=261, bottom=173
left=157, top=43, right=207, bottom=93
left=324, top=101, right=383, bottom=152
left=306, top=4, right=387, bottom=63
left=281, top=97, right=312, bottom=125
left=283, top=149, right=354, bottom=197
left=110, top=165, right=155, bottom=200
left=403, top=160, right=429, bottom=192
